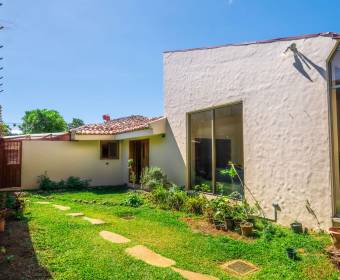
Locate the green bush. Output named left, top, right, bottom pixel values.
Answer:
left=185, top=194, right=208, bottom=215
left=140, top=167, right=169, bottom=191
left=122, top=192, right=144, bottom=208
left=65, top=176, right=90, bottom=189
left=37, top=173, right=90, bottom=190
left=149, top=186, right=170, bottom=209
left=38, top=174, right=58, bottom=190
left=168, top=190, right=187, bottom=211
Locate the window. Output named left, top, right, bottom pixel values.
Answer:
left=188, top=103, right=244, bottom=196
left=100, top=141, right=119, bottom=159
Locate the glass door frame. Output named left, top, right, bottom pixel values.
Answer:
left=186, top=101, right=244, bottom=194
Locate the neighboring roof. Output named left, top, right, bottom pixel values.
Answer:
left=1, top=132, right=70, bottom=141
left=164, top=32, right=340, bottom=54
left=72, top=115, right=163, bottom=135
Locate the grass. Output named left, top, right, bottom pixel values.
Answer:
left=20, top=187, right=339, bottom=279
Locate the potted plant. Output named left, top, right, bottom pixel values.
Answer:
left=286, top=247, right=297, bottom=260
left=290, top=220, right=303, bottom=234
left=213, top=211, right=224, bottom=230
left=0, top=208, right=8, bottom=232
left=240, top=221, right=254, bottom=237
left=236, top=201, right=254, bottom=236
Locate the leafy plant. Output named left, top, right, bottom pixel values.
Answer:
left=65, top=176, right=90, bottom=189
left=122, top=192, right=144, bottom=208
left=140, top=166, right=169, bottom=191
left=168, top=190, right=187, bottom=211
left=149, top=186, right=170, bottom=209
left=193, top=184, right=211, bottom=192
left=37, top=173, right=90, bottom=190
left=185, top=194, right=208, bottom=215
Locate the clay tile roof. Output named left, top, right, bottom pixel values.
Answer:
left=71, top=115, right=163, bottom=135
left=164, top=32, right=340, bottom=53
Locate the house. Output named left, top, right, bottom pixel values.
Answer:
left=1, top=32, right=340, bottom=229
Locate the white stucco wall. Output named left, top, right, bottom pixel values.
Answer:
left=121, top=124, right=186, bottom=186
left=21, top=140, right=124, bottom=189
left=164, top=36, right=339, bottom=229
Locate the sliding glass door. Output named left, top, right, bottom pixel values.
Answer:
left=189, top=103, right=244, bottom=196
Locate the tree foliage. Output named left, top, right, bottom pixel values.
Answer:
left=68, top=118, right=85, bottom=130
left=0, top=123, right=10, bottom=136
left=20, top=109, right=67, bottom=134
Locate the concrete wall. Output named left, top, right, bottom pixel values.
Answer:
left=164, top=36, right=338, bottom=229
left=21, top=140, right=124, bottom=189
left=121, top=123, right=186, bottom=186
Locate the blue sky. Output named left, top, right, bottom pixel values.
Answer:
left=1, top=0, right=340, bottom=129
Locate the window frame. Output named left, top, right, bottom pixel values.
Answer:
left=187, top=101, right=244, bottom=194
left=100, top=140, right=120, bottom=160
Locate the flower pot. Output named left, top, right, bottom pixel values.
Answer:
left=286, top=248, right=297, bottom=260
left=290, top=222, right=303, bottom=234
left=0, top=218, right=5, bottom=232
left=329, top=227, right=340, bottom=249
left=240, top=222, right=253, bottom=237
left=224, top=218, right=235, bottom=231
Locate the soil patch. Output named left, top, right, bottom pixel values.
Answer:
left=82, top=217, right=105, bottom=225
left=99, top=230, right=130, bottom=244
left=0, top=219, right=51, bottom=280
left=172, top=267, right=219, bottom=280
left=125, top=245, right=176, bottom=267
left=182, top=217, right=254, bottom=242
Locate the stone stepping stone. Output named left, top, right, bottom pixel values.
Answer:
left=82, top=217, right=105, bottom=225
left=172, top=267, right=219, bottom=280
left=125, top=245, right=176, bottom=268
left=99, top=230, right=130, bottom=244
left=35, top=201, right=50, bottom=205
left=67, top=212, right=84, bottom=217
left=53, top=204, right=71, bottom=211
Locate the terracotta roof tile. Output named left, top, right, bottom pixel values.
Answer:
left=72, top=115, right=162, bottom=135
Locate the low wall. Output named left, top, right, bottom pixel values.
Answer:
left=21, top=140, right=124, bottom=189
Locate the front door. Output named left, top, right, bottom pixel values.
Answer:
left=129, top=139, right=149, bottom=183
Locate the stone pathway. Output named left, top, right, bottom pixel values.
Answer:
left=125, top=245, right=176, bottom=268
left=99, top=230, right=130, bottom=244
left=47, top=200, right=220, bottom=279
left=53, top=205, right=71, bottom=211
left=172, top=267, right=219, bottom=280
left=35, top=202, right=50, bottom=205
left=82, top=217, right=105, bottom=225
left=67, top=213, right=84, bottom=217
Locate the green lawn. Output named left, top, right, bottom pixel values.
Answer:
left=22, top=188, right=339, bottom=280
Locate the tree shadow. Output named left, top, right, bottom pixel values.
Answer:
left=0, top=216, right=52, bottom=280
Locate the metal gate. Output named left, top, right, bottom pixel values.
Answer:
left=0, top=140, right=22, bottom=189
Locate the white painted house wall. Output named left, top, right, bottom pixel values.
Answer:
left=164, top=36, right=338, bottom=229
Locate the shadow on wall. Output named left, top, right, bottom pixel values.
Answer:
left=164, top=120, right=186, bottom=186
left=0, top=217, right=52, bottom=280
left=286, top=43, right=327, bottom=82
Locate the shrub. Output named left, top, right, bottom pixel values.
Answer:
left=168, top=190, right=187, bottom=211
left=185, top=194, right=208, bottom=215
left=65, top=176, right=90, bottom=189
left=140, top=167, right=169, bottom=191
left=37, top=173, right=90, bottom=190
left=38, top=173, right=58, bottom=190
left=149, top=186, right=170, bottom=209
left=122, top=192, right=144, bottom=208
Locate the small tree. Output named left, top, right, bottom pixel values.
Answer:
left=20, top=109, right=67, bottom=134
left=68, top=118, right=85, bottom=130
